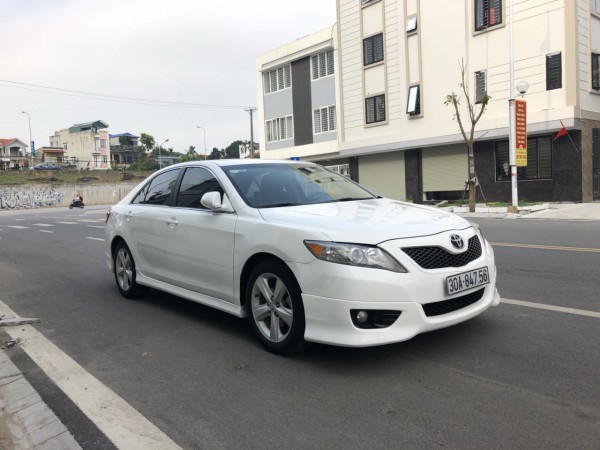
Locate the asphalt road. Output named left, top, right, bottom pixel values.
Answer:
left=0, top=207, right=598, bottom=449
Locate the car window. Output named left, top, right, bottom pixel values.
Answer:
left=176, top=167, right=223, bottom=209
left=131, top=169, right=181, bottom=205
left=223, top=163, right=375, bottom=207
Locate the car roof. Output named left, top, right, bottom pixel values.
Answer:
left=171, top=159, right=314, bottom=168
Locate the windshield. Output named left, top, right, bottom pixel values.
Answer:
left=222, top=163, right=377, bottom=208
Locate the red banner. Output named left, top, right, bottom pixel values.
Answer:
left=515, top=99, right=527, bottom=167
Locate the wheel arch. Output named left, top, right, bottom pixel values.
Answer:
left=239, top=253, right=301, bottom=309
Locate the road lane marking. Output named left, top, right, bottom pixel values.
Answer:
left=39, top=230, right=54, bottom=234
left=78, top=219, right=104, bottom=223
left=502, top=298, right=600, bottom=318
left=7, top=225, right=28, bottom=229
left=87, top=225, right=105, bottom=229
left=0, top=300, right=182, bottom=450
left=85, top=237, right=104, bottom=241
left=56, top=221, right=79, bottom=225
left=32, top=223, right=54, bottom=227
left=491, top=242, right=600, bottom=253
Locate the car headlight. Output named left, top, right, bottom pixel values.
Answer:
left=304, top=241, right=407, bottom=273
left=469, top=221, right=485, bottom=240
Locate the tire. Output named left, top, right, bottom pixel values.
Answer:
left=68, top=204, right=73, bottom=209
left=246, top=260, right=307, bottom=355
left=113, top=242, right=148, bottom=299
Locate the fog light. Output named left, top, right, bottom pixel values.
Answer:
left=355, top=310, right=369, bottom=324
left=350, top=309, right=402, bottom=329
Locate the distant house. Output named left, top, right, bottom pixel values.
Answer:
left=49, top=120, right=110, bottom=170
left=109, top=132, right=140, bottom=167
left=0, top=138, right=28, bottom=170
left=37, top=147, right=66, bottom=165
left=239, top=142, right=260, bottom=159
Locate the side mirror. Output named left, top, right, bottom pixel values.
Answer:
left=200, top=192, right=234, bottom=212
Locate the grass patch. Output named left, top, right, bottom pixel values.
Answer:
left=0, top=170, right=152, bottom=185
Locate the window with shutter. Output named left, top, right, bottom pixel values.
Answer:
left=264, top=66, right=291, bottom=93
left=475, top=70, right=486, bottom=104
left=546, top=52, right=562, bottom=90
left=327, top=50, right=334, bottom=76
left=329, top=106, right=336, bottom=131
left=364, top=34, right=384, bottom=66
left=284, top=65, right=291, bottom=88
left=592, top=53, right=600, bottom=90
left=314, top=109, right=322, bottom=133
left=475, top=0, right=503, bottom=31
left=495, top=136, right=552, bottom=181
left=366, top=95, right=385, bottom=124
left=286, top=116, right=294, bottom=139
left=312, top=55, right=319, bottom=80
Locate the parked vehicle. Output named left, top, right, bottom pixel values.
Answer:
left=32, top=162, right=61, bottom=170
left=105, top=160, right=500, bottom=354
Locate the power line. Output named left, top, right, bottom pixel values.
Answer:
left=0, top=78, right=248, bottom=110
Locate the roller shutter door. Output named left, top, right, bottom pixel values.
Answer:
left=422, top=146, right=468, bottom=192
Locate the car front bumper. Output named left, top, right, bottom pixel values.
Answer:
left=301, top=282, right=500, bottom=347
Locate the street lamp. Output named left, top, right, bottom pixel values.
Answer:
left=196, top=126, right=207, bottom=160
left=158, top=139, right=169, bottom=168
left=21, top=111, right=32, bottom=167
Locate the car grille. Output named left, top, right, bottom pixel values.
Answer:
left=402, top=236, right=482, bottom=269
left=422, top=288, right=485, bottom=317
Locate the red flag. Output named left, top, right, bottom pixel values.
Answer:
left=553, top=121, right=568, bottom=141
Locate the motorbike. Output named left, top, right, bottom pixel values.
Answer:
left=69, top=199, right=85, bottom=209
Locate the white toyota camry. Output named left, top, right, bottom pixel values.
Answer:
left=105, top=160, right=500, bottom=354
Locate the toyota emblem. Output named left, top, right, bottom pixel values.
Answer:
left=450, top=234, right=464, bottom=249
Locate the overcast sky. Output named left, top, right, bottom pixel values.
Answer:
left=0, top=0, right=336, bottom=156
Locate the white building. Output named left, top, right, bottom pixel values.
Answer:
left=50, top=120, right=110, bottom=170
left=257, top=0, right=600, bottom=203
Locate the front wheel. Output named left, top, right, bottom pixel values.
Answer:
left=113, top=242, right=148, bottom=299
left=246, top=260, right=307, bottom=355
left=68, top=204, right=73, bottom=209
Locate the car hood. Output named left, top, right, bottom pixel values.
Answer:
left=258, top=198, right=470, bottom=244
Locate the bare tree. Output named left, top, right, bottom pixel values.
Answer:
left=444, top=59, right=490, bottom=212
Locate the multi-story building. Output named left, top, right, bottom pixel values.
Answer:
left=0, top=138, right=28, bottom=170
left=109, top=132, right=140, bottom=167
left=49, top=120, right=110, bottom=170
left=257, top=0, right=600, bottom=203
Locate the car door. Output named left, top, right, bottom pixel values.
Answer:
left=164, top=166, right=237, bottom=303
left=126, top=168, right=182, bottom=283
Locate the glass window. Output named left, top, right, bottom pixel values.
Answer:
left=132, top=169, right=181, bottom=205
left=406, top=85, right=421, bottom=115
left=176, top=167, right=223, bottom=209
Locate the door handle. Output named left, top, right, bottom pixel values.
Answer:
left=125, top=211, right=133, bottom=220
left=166, top=217, right=178, bottom=228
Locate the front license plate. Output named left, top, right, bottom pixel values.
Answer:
left=446, top=267, right=490, bottom=295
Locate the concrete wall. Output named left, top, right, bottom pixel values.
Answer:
left=0, top=183, right=138, bottom=210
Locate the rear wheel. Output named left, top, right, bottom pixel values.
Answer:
left=113, top=242, right=148, bottom=299
left=246, top=260, right=307, bottom=355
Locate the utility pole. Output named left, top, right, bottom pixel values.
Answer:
left=245, top=107, right=257, bottom=158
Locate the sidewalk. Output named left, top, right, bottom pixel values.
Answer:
left=443, top=202, right=600, bottom=221
left=0, top=341, right=81, bottom=449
